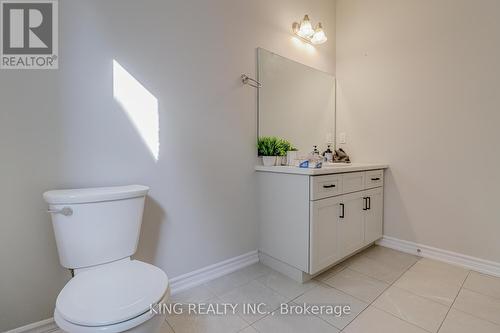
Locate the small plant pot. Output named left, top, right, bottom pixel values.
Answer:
left=286, top=151, right=298, bottom=166
left=262, top=156, right=277, bottom=166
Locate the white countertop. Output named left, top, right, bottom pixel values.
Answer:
left=255, top=162, right=389, bottom=175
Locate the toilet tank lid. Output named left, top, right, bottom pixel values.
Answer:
left=43, top=185, right=149, bottom=204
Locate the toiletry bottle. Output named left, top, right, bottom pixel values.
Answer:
left=323, top=145, right=333, bottom=163
left=309, top=146, right=318, bottom=162
left=310, top=146, right=322, bottom=168
left=312, top=145, right=320, bottom=158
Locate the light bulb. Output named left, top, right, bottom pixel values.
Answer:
left=298, top=15, right=314, bottom=38
left=311, top=23, right=327, bottom=44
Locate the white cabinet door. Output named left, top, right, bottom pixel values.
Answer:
left=364, top=187, right=384, bottom=244
left=310, top=196, right=341, bottom=274
left=338, top=192, right=366, bottom=258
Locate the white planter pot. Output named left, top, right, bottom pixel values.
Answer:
left=262, top=156, right=277, bottom=166
left=286, top=151, right=298, bottom=166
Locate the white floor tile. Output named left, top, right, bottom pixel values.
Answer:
left=463, top=271, right=500, bottom=300
left=257, top=271, right=319, bottom=299
left=204, top=263, right=271, bottom=296
left=294, top=284, right=368, bottom=330
left=238, top=325, right=259, bottom=333
left=453, top=288, right=500, bottom=325
left=347, top=255, right=408, bottom=283
left=373, top=286, right=449, bottom=332
left=411, top=259, right=469, bottom=283
left=343, top=306, right=428, bottom=333
left=323, top=268, right=389, bottom=303
left=394, top=259, right=468, bottom=306
left=238, top=263, right=273, bottom=279
left=159, top=321, right=175, bottom=333
left=438, top=309, right=500, bottom=333
left=166, top=297, right=248, bottom=333
left=170, top=284, right=215, bottom=304
left=218, top=280, right=288, bottom=324
left=362, top=245, right=420, bottom=270
left=314, top=262, right=348, bottom=282
left=252, top=310, right=339, bottom=333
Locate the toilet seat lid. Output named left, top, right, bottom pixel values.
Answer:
left=56, top=259, right=168, bottom=327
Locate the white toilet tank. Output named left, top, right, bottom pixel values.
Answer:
left=43, top=185, right=149, bottom=269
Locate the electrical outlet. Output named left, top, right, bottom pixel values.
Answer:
left=339, top=132, right=347, bottom=144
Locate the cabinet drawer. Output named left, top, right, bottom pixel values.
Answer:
left=310, top=174, right=342, bottom=200
left=342, top=172, right=365, bottom=193
left=365, top=170, right=384, bottom=189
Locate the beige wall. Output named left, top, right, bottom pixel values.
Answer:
left=336, top=0, right=500, bottom=262
left=0, top=0, right=335, bottom=330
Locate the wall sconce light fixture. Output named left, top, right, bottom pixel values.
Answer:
left=292, top=15, right=327, bottom=45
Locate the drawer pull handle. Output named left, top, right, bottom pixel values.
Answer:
left=339, top=203, right=345, bottom=219
left=367, top=197, right=371, bottom=210
left=363, top=197, right=368, bottom=210
left=371, top=177, right=381, bottom=181
left=323, top=184, right=336, bottom=189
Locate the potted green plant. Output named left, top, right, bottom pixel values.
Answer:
left=276, top=139, right=297, bottom=166
left=257, top=136, right=279, bottom=166
left=257, top=137, right=296, bottom=166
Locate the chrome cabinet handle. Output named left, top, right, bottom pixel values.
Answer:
left=47, top=207, right=73, bottom=216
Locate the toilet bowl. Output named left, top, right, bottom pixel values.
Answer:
left=43, top=185, right=168, bottom=333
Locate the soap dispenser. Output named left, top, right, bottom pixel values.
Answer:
left=312, top=145, right=320, bottom=158
left=323, top=144, right=333, bottom=163
left=309, top=145, right=323, bottom=169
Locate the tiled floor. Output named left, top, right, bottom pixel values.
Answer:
left=52, top=245, right=500, bottom=333
left=162, top=246, right=500, bottom=333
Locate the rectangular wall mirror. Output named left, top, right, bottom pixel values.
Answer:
left=257, top=48, right=336, bottom=155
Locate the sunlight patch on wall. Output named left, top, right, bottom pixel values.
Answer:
left=113, top=60, right=159, bottom=161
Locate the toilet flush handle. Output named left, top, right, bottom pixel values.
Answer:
left=47, top=207, right=73, bottom=216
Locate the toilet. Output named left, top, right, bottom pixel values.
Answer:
left=43, top=185, right=169, bottom=333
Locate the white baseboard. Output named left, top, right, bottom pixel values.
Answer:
left=377, top=236, right=500, bottom=277
left=6, top=250, right=259, bottom=332
left=4, top=318, right=58, bottom=333
left=169, top=250, right=259, bottom=295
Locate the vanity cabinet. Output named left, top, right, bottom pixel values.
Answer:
left=310, top=187, right=384, bottom=273
left=257, top=165, right=387, bottom=282
left=364, top=187, right=384, bottom=244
